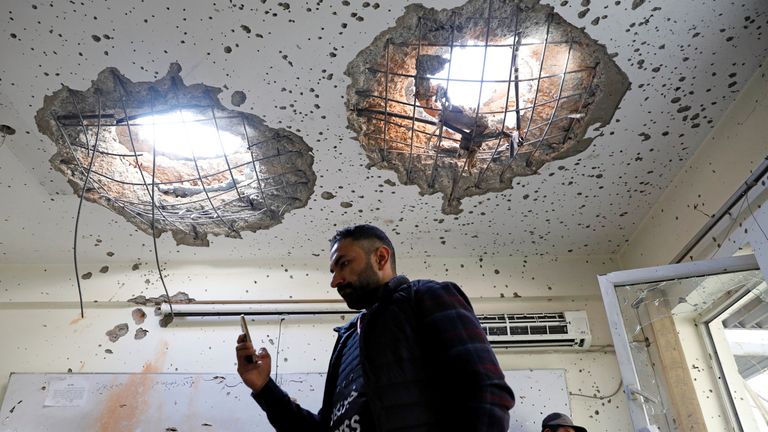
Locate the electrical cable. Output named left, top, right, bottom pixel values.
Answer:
left=69, top=90, right=102, bottom=318
left=710, top=192, right=748, bottom=259
left=709, top=175, right=768, bottom=260
left=745, top=188, right=768, bottom=243
left=569, top=379, right=623, bottom=400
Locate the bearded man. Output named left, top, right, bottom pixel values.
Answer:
left=236, top=224, right=515, bottom=432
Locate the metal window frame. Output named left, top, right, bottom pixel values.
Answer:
left=597, top=253, right=763, bottom=432
left=598, top=154, right=768, bottom=432
left=697, top=283, right=756, bottom=432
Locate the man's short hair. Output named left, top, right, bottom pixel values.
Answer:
left=330, top=224, right=396, bottom=271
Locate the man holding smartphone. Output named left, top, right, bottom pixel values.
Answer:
left=236, top=224, right=514, bottom=431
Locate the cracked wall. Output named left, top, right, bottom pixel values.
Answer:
left=35, top=64, right=316, bottom=246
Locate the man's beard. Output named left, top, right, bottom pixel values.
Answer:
left=337, top=260, right=382, bottom=310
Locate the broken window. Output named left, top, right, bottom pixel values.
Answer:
left=36, top=63, right=316, bottom=247
left=346, top=0, right=629, bottom=214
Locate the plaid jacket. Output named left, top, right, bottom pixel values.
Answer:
left=254, top=275, right=515, bottom=431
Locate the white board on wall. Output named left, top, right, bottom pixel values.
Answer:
left=0, top=370, right=569, bottom=431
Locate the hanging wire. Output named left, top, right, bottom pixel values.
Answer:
left=476, top=6, right=521, bottom=187
left=405, top=16, right=424, bottom=183
left=381, top=38, right=392, bottom=165
left=447, top=0, right=494, bottom=204
left=355, top=0, right=598, bottom=193
left=527, top=38, right=573, bottom=165
left=240, top=114, right=273, bottom=213
left=710, top=192, right=748, bottom=259
left=68, top=89, right=103, bottom=318
left=521, top=13, right=552, bottom=144
left=148, top=92, right=174, bottom=318
left=746, top=188, right=768, bottom=242
left=210, top=107, right=246, bottom=203
left=113, top=73, right=185, bottom=233
left=427, top=12, right=457, bottom=189
left=161, top=86, right=241, bottom=235
left=569, top=379, right=624, bottom=400
left=54, top=115, right=178, bottom=239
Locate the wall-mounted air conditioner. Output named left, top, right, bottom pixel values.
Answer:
left=478, top=310, right=591, bottom=351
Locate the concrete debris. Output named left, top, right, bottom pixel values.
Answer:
left=132, top=308, right=147, bottom=325
left=159, top=313, right=174, bottom=328
left=105, top=323, right=129, bottom=342
left=134, top=328, right=149, bottom=340
left=127, top=291, right=195, bottom=306
left=36, top=63, right=316, bottom=246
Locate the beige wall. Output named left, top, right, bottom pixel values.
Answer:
left=0, top=254, right=631, bottom=431
left=4, top=58, right=764, bottom=432
left=615, top=59, right=768, bottom=431
left=619, top=59, right=768, bottom=269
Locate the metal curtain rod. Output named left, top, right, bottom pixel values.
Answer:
left=157, top=301, right=354, bottom=318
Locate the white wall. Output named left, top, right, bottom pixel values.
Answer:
left=617, top=59, right=768, bottom=431
left=619, top=59, right=768, bottom=269
left=0, top=254, right=632, bottom=431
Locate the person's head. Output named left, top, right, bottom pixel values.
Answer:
left=541, top=413, right=587, bottom=432
left=329, top=224, right=396, bottom=310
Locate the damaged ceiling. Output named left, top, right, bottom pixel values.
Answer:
left=346, top=0, right=629, bottom=214
left=36, top=64, right=316, bottom=246
left=1, top=0, right=767, bottom=263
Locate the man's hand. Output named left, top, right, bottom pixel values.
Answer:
left=236, top=333, right=272, bottom=393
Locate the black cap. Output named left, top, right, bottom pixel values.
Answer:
left=541, top=412, right=587, bottom=432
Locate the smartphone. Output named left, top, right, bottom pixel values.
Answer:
left=240, top=314, right=254, bottom=363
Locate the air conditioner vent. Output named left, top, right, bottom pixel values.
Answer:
left=548, top=325, right=568, bottom=335
left=487, top=326, right=508, bottom=336
left=509, top=326, right=529, bottom=336
left=477, top=311, right=591, bottom=351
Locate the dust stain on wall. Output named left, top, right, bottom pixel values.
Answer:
left=95, top=340, right=168, bottom=431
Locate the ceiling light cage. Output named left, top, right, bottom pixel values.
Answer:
left=347, top=0, right=628, bottom=214
left=37, top=66, right=316, bottom=246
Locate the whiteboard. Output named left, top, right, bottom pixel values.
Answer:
left=0, top=370, right=569, bottom=431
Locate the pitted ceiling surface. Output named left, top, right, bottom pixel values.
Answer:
left=0, top=0, right=766, bottom=263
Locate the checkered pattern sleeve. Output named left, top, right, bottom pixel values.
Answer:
left=413, top=279, right=515, bottom=432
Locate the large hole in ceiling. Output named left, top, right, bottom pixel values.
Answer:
left=35, top=64, right=316, bottom=246
left=346, top=0, right=629, bottom=214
